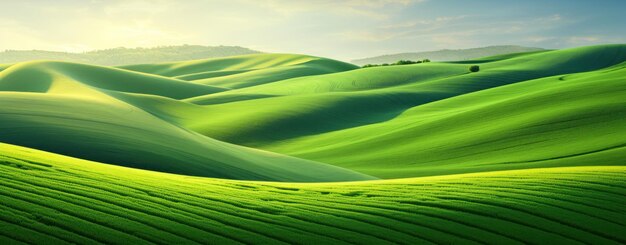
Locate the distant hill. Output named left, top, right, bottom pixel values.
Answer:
left=352, top=45, right=546, bottom=65
left=0, top=45, right=260, bottom=66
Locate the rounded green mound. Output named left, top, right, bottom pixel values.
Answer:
left=122, top=53, right=359, bottom=89
left=0, top=60, right=373, bottom=182
left=0, top=60, right=227, bottom=99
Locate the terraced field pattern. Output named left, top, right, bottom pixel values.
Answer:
left=1, top=44, right=625, bottom=244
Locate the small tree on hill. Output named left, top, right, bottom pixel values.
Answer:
left=469, top=65, right=480, bottom=72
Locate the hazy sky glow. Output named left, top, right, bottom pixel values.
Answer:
left=1, top=0, right=625, bottom=60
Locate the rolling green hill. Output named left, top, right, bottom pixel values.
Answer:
left=0, top=64, right=10, bottom=72
left=141, top=45, right=625, bottom=178
left=3, top=47, right=621, bottom=179
left=0, top=59, right=373, bottom=182
left=122, top=53, right=359, bottom=89
left=0, top=61, right=227, bottom=98
left=0, top=44, right=625, bottom=243
left=263, top=63, right=626, bottom=178
left=1, top=143, right=625, bottom=244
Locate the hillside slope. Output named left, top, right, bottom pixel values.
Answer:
left=1, top=143, right=625, bottom=244
left=122, top=53, right=359, bottom=89
left=0, top=45, right=624, bottom=181
left=0, top=64, right=10, bottom=72
left=163, top=46, right=625, bottom=161
left=0, top=61, right=373, bottom=182
left=264, top=62, right=626, bottom=178
left=117, top=45, right=625, bottom=178
left=0, top=61, right=226, bottom=99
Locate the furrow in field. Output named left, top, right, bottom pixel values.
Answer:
left=0, top=232, right=28, bottom=245
left=17, top=169, right=357, bottom=244
left=0, top=175, right=209, bottom=244
left=0, top=207, right=81, bottom=244
left=441, top=186, right=626, bottom=236
left=0, top=173, right=277, bottom=244
left=250, top=190, right=523, bottom=244
left=0, top=180, right=161, bottom=244
left=270, top=184, right=592, bottom=243
left=436, top=183, right=626, bottom=226
left=0, top=219, right=55, bottom=245
left=0, top=192, right=140, bottom=244
left=484, top=177, right=626, bottom=197
left=422, top=193, right=620, bottom=244
left=187, top=183, right=491, bottom=243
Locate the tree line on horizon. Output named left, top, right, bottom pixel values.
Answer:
left=362, top=59, right=431, bottom=68
left=0, top=45, right=260, bottom=66
left=362, top=59, right=481, bottom=73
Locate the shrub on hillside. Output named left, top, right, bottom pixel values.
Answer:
left=394, top=60, right=419, bottom=65
left=469, top=65, right=480, bottom=72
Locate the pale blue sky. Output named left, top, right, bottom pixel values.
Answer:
left=1, top=0, right=624, bottom=61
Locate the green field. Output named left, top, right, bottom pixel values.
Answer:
left=1, top=44, right=625, bottom=243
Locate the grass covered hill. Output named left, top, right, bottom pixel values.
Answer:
left=0, top=44, right=625, bottom=243
left=1, top=143, right=625, bottom=244
left=0, top=58, right=373, bottom=182
left=121, top=53, right=359, bottom=89
left=0, top=45, right=260, bottom=66
left=258, top=45, right=626, bottom=178
left=138, top=45, right=625, bottom=178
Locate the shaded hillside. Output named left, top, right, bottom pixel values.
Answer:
left=143, top=45, right=625, bottom=178
left=122, top=53, right=358, bottom=89
left=0, top=57, right=372, bottom=182
left=0, top=45, right=624, bottom=180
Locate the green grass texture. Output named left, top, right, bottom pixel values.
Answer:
left=1, top=143, right=625, bottom=244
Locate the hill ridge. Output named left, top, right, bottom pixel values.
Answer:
left=0, top=59, right=375, bottom=182
left=352, top=45, right=546, bottom=65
